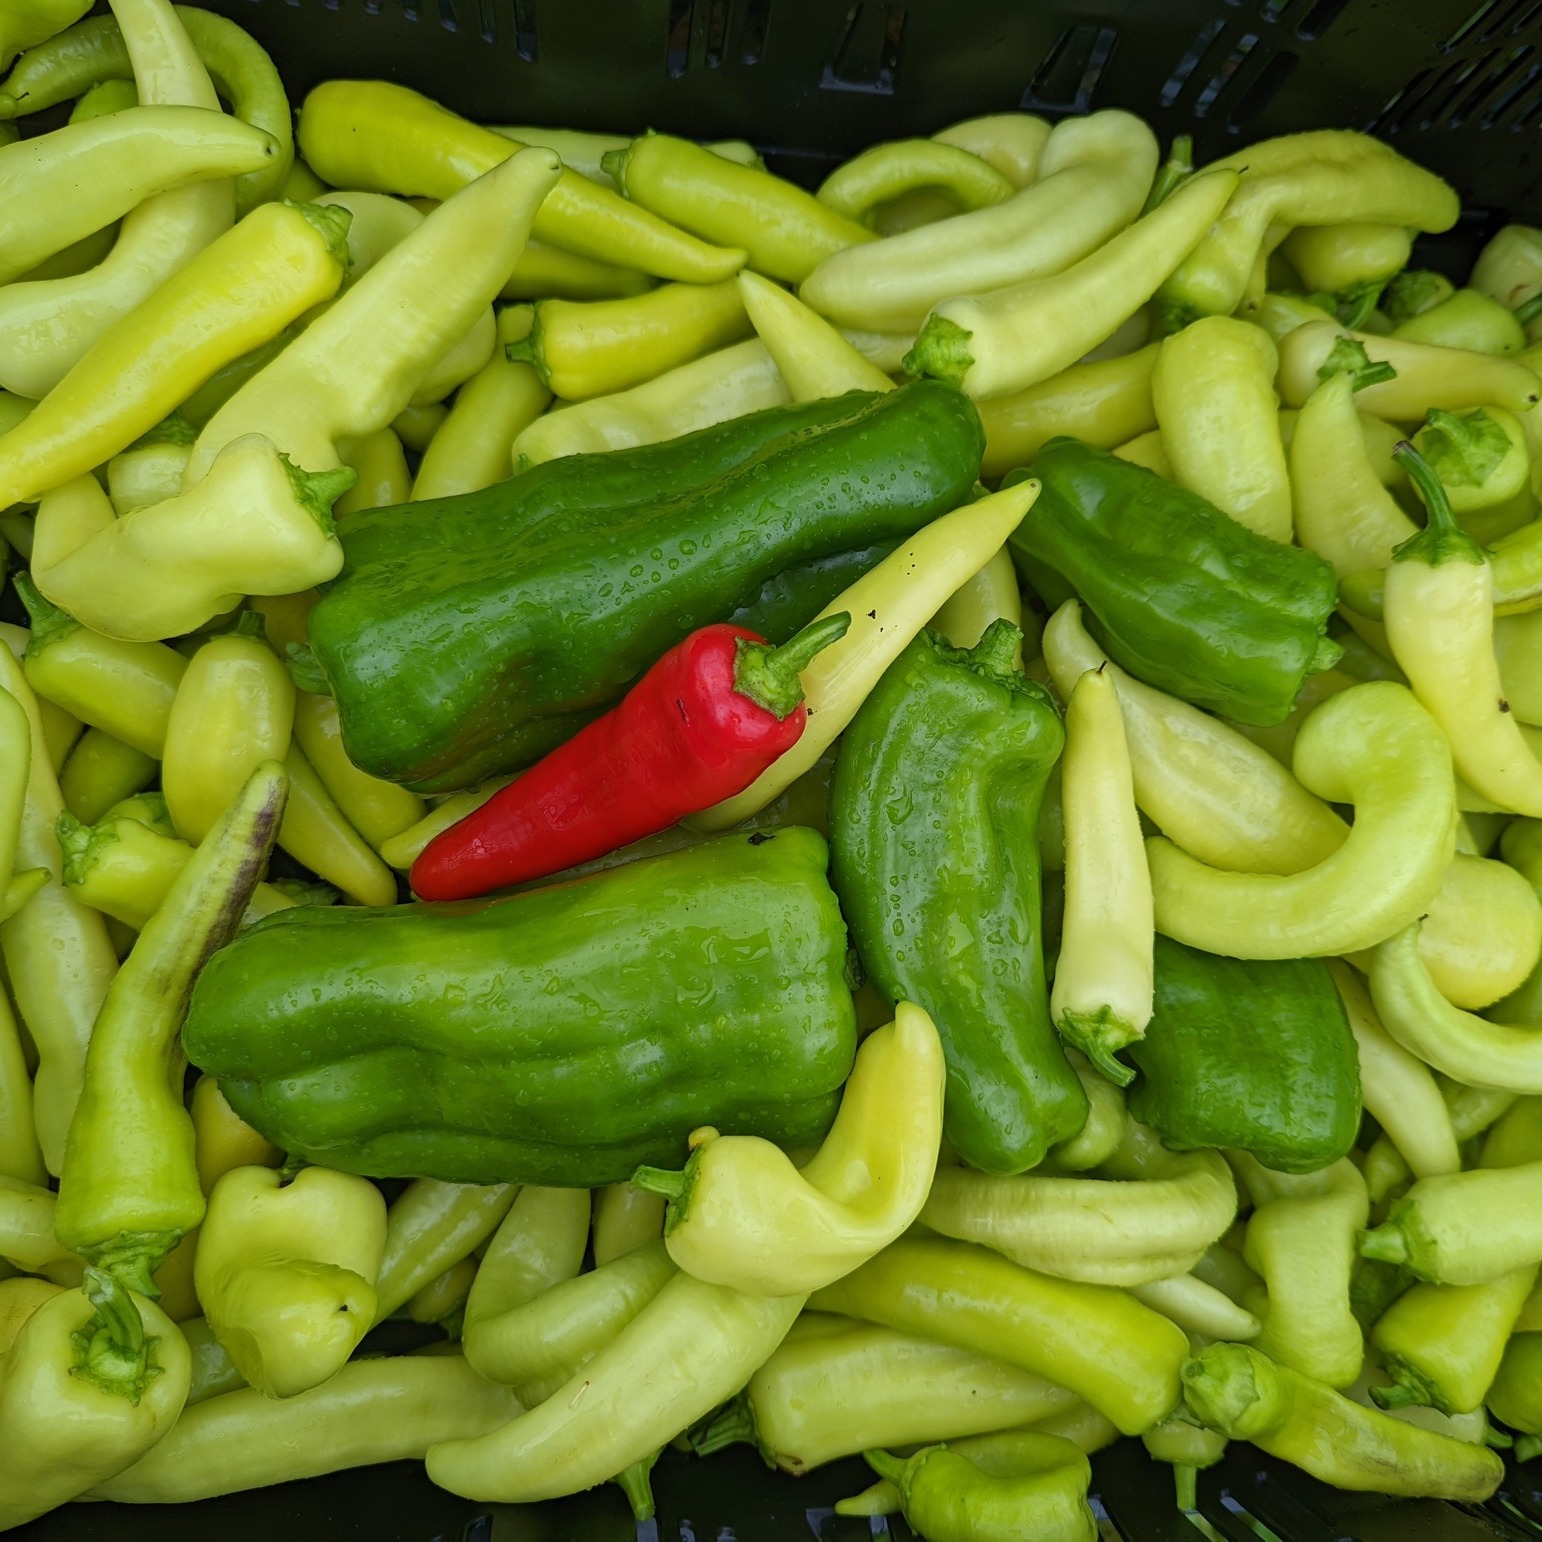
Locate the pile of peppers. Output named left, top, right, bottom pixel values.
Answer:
left=7, top=3, right=1542, bottom=1537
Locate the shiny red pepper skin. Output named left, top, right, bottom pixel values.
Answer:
left=410, top=617, right=846, bottom=901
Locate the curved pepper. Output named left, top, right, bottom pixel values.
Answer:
left=801, top=111, right=1157, bottom=336
left=428, top=1270, right=805, bottom=1504
left=1130, top=1274, right=1260, bottom=1343
left=1393, top=288, right=1526, bottom=354
left=195, top=1164, right=386, bottom=1398
left=593, top=1183, right=666, bottom=1267
left=1153, top=316, right=1292, bottom=542
left=0, top=0, right=91, bottom=69
left=93, top=1352, right=521, bottom=1502
left=0, top=1177, right=81, bottom=1278
left=299, top=82, right=745, bottom=282
left=1147, top=681, right=1456, bottom=958
left=1181, top=1342, right=1501, bottom=1500
left=290, top=692, right=423, bottom=855
left=920, top=1144, right=1236, bottom=1287
left=53, top=763, right=286, bottom=1293
left=372, top=1179, right=516, bottom=1324
left=335, top=428, right=411, bottom=517
left=59, top=728, right=156, bottom=825
left=1052, top=666, right=1152, bottom=1082
left=737, top=270, right=894, bottom=399
left=817, top=138, right=1016, bottom=225
left=1009, top=440, right=1341, bottom=727
left=931, top=546, right=1023, bottom=654
left=1156, top=131, right=1457, bottom=328
left=411, top=353, right=550, bottom=502
left=1041, top=601, right=1347, bottom=876
left=487, top=122, right=759, bottom=186
left=905, top=169, right=1239, bottom=400
left=1280, top=222, right=1413, bottom=318
left=0, top=1269, right=190, bottom=1529
left=189, top=146, right=561, bottom=480
left=932, top=112, right=1051, bottom=188
left=634, top=1003, right=944, bottom=1295
left=1410, top=851, right=1542, bottom=1009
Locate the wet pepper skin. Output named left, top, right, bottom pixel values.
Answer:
left=181, top=829, right=857, bottom=1187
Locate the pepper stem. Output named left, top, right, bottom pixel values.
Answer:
left=630, top=1165, right=687, bottom=1202
left=1358, top=1222, right=1409, bottom=1265
left=1141, top=134, right=1193, bottom=216
left=863, top=1449, right=908, bottom=1484
left=1174, top=1464, right=1199, bottom=1513
left=968, top=617, right=1026, bottom=679
left=1419, top=407, right=1511, bottom=488
left=1369, top=1378, right=1424, bottom=1411
left=288, top=199, right=355, bottom=269
left=598, top=147, right=629, bottom=192
left=1056, top=1007, right=1139, bottom=1088
left=903, top=316, right=975, bottom=385
left=13, top=572, right=81, bottom=655
left=1315, top=337, right=1397, bottom=393
left=281, top=453, right=358, bottom=535
left=733, top=612, right=851, bottom=720
left=1519, top=1435, right=1542, bottom=1464
left=70, top=1266, right=164, bottom=1405
left=1516, top=294, right=1542, bottom=327
left=1391, top=441, right=1487, bottom=568
left=612, top=1451, right=659, bottom=1522
left=687, top=1396, right=756, bottom=1456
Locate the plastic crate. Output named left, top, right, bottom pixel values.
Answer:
left=24, top=0, right=1542, bottom=1536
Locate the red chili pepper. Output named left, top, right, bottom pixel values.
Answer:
left=410, top=611, right=852, bottom=901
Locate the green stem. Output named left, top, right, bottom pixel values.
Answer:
left=1358, top=1222, right=1410, bottom=1265
left=1518, top=1434, right=1542, bottom=1463
left=1515, top=293, right=1542, bottom=326
left=863, top=1449, right=908, bottom=1484
left=1057, top=1007, right=1138, bottom=1088
left=733, top=611, right=851, bottom=719
left=281, top=454, right=358, bottom=534
left=70, top=1266, right=163, bottom=1405
left=1174, top=1463, right=1198, bottom=1514
left=612, top=1451, right=659, bottom=1522
left=14, top=571, right=81, bottom=654
left=1316, top=336, right=1397, bottom=392
left=1391, top=441, right=1487, bottom=567
left=967, top=617, right=1026, bottom=679
left=290, top=200, right=354, bottom=268
left=630, top=1165, right=687, bottom=1202
left=903, top=315, right=975, bottom=386
left=687, top=1395, right=756, bottom=1456
left=598, top=147, right=629, bottom=192
left=1369, top=1377, right=1424, bottom=1411
left=1418, top=407, right=1511, bottom=489
left=88, top=1229, right=179, bottom=1299
left=1141, top=134, right=1194, bottom=216
left=1337, top=280, right=1386, bottom=332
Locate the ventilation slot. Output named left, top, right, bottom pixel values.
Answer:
left=400, top=0, right=422, bottom=20
left=667, top=0, right=693, bottom=75
left=1294, top=0, right=1350, bottom=40
left=1445, top=44, right=1537, bottom=126
left=1490, top=60, right=1542, bottom=125
left=739, top=0, right=772, bottom=64
left=1161, top=18, right=1226, bottom=107
left=1446, top=0, right=1507, bottom=49
left=513, top=0, right=537, bottom=61
left=436, top=0, right=457, bottom=31
left=1226, top=47, right=1298, bottom=128
left=1464, top=0, right=1542, bottom=44
left=1020, top=24, right=1118, bottom=114
left=1193, top=32, right=1259, bottom=115
left=475, top=0, right=496, bottom=41
left=820, top=4, right=906, bottom=96
left=667, top=0, right=736, bottom=74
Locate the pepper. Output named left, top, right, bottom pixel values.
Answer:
left=736, top=270, right=894, bottom=399
left=511, top=337, right=791, bottom=465
left=1279, top=222, right=1414, bottom=319
left=1052, top=666, right=1153, bottom=1083
left=634, top=1003, right=944, bottom=1295
left=0, top=0, right=91, bottom=68
left=409, top=307, right=496, bottom=409
left=184, top=829, right=857, bottom=1186
left=53, top=763, right=286, bottom=1293
left=15, top=578, right=186, bottom=756
left=1277, top=319, right=1542, bottom=416
left=410, top=357, right=550, bottom=501
left=0, top=640, right=117, bottom=1174
left=107, top=420, right=193, bottom=514
left=817, top=138, right=1017, bottom=226
left=1125, top=938, right=1360, bottom=1170
left=59, top=728, right=157, bottom=825
left=310, top=381, right=983, bottom=792
left=1147, top=682, right=1457, bottom=958
left=1181, top=1342, right=1502, bottom=1500
left=509, top=279, right=749, bottom=400
left=699, top=1313, right=1079, bottom=1476
left=1290, top=369, right=1418, bottom=579
left=593, top=1183, right=666, bottom=1267
left=828, top=620, right=1080, bottom=1172
left=931, top=547, right=1023, bottom=655
left=0, top=1177, right=81, bottom=1279
left=379, top=778, right=513, bottom=872
left=920, top=1142, right=1237, bottom=1287
left=1007, top=439, right=1341, bottom=727
left=1393, top=288, right=1527, bottom=354
left=411, top=612, right=849, bottom=900
left=1411, top=406, right=1531, bottom=515
left=489, top=123, right=760, bottom=186
left=976, top=343, right=1159, bottom=481
left=298, top=81, right=744, bottom=283
left=372, top=1179, right=516, bottom=1324
left=1156, top=132, right=1457, bottom=328
left=1234, top=1156, right=1368, bottom=1389
left=92, top=1351, right=522, bottom=1502
left=1040, top=601, right=1348, bottom=877
left=290, top=693, right=424, bottom=854
left=904, top=169, right=1240, bottom=400
left=932, top=112, right=1052, bottom=188
left=1045, top=1052, right=1126, bottom=1174
left=1130, top=1274, right=1261, bottom=1343
left=0, top=973, right=44, bottom=1188
left=195, top=1164, right=387, bottom=1398
left=0, top=102, right=274, bottom=286
left=1383, top=442, right=1542, bottom=816
left=187, top=147, right=561, bottom=482
left=407, top=1258, right=475, bottom=1329
left=800, top=111, right=1158, bottom=336
left=34, top=443, right=353, bottom=643
left=0, top=1269, right=191, bottom=1528
left=695, top=483, right=1039, bottom=830
left=810, top=1235, right=1186, bottom=1435
left=335, top=429, right=411, bottom=518
left=1328, top=961, right=1459, bottom=1181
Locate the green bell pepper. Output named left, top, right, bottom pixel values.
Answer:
left=830, top=621, right=1085, bottom=1173
left=182, top=828, right=857, bottom=1186
left=1005, top=439, right=1342, bottom=726
left=308, top=381, right=983, bottom=792
left=1126, top=937, right=1361, bottom=1173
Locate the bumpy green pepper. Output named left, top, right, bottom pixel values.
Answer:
left=1127, top=937, right=1361, bottom=1172
left=1005, top=440, right=1341, bottom=727
left=308, top=381, right=983, bottom=792
left=182, top=829, right=857, bottom=1186
left=830, top=621, right=1084, bottom=1173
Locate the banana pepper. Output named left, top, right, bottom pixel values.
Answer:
left=634, top=1003, right=944, bottom=1295
left=816, top=137, right=1016, bottom=225
left=373, top=1179, right=516, bottom=1324
left=592, top=1183, right=666, bottom=1267
left=0, top=0, right=91, bottom=69
left=189, top=146, right=561, bottom=480
left=737, top=270, right=894, bottom=399
left=59, top=727, right=156, bottom=824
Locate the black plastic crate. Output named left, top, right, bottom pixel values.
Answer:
left=23, top=0, right=1542, bottom=1535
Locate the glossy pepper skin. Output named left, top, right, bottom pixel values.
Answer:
left=309, top=381, right=984, bottom=792
left=1006, top=441, right=1341, bottom=727
left=830, top=621, right=1085, bottom=1173
left=411, top=613, right=849, bottom=901
left=183, top=829, right=857, bottom=1186
left=1126, top=938, right=1361, bottom=1173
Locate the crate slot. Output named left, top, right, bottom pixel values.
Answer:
left=1448, top=43, right=1537, bottom=125
left=1464, top=0, right=1542, bottom=44
left=1293, top=0, right=1350, bottom=41
left=1488, top=58, right=1542, bottom=124
left=1194, top=32, right=1259, bottom=116
left=820, top=4, right=906, bottom=95
left=513, top=0, right=536, bottom=61
left=739, top=0, right=771, bottom=64
left=666, top=0, right=733, bottom=75
left=1447, top=0, right=1508, bottom=50
left=475, top=0, right=495, bottom=41
left=1020, top=23, right=1119, bottom=114
left=437, top=0, right=457, bottom=32
left=1227, top=47, right=1298, bottom=129
left=1162, top=18, right=1227, bottom=107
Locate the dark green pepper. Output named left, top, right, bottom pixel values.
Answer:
left=728, top=541, right=900, bottom=644
left=1127, top=936, right=1361, bottom=1173
left=181, top=828, right=857, bottom=1186
left=830, top=620, right=1085, bottom=1173
left=1005, top=439, right=1342, bottom=726
left=310, top=381, right=984, bottom=792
